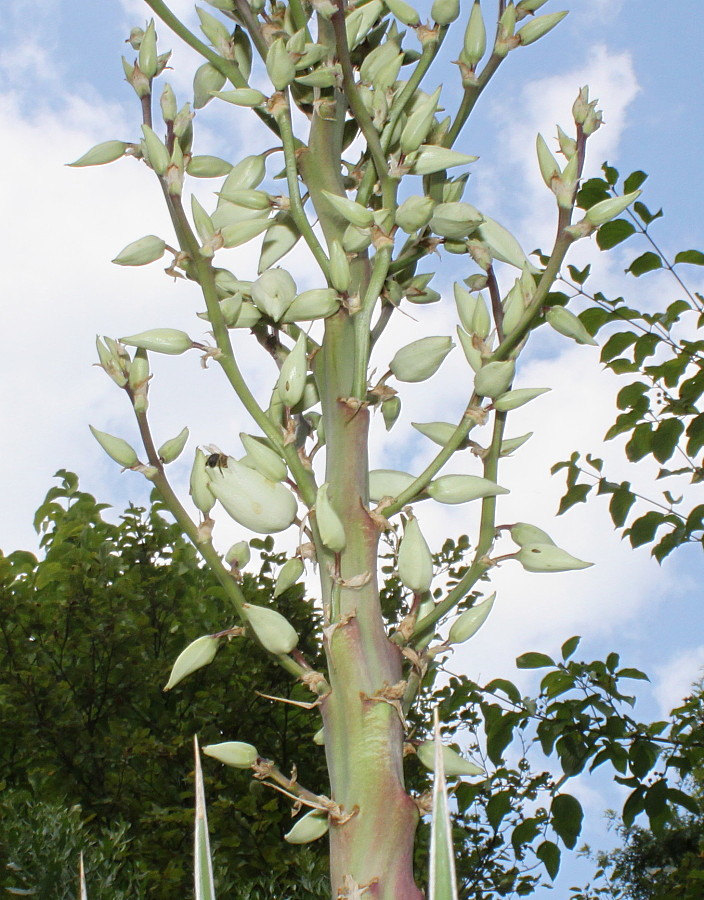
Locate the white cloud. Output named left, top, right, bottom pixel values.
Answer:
left=653, top=646, right=704, bottom=716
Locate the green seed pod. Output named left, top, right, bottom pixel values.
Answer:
left=207, top=458, right=298, bottom=533
left=448, top=593, right=495, bottom=644
left=273, top=557, right=305, bottom=598
left=112, top=234, right=166, bottom=266
left=243, top=602, right=299, bottom=654
left=240, top=433, right=287, bottom=482
left=584, top=190, right=641, bottom=227
left=390, top=336, right=454, bottom=383
left=212, top=87, right=268, bottom=107
left=120, top=328, right=193, bottom=355
left=202, top=741, right=258, bottom=768
left=416, top=741, right=484, bottom=777
left=516, top=543, right=592, bottom=573
left=398, top=516, right=433, bottom=594
left=395, top=195, right=436, bottom=233
left=277, top=332, right=308, bottom=409
left=187, top=155, right=233, bottom=178
left=190, top=449, right=215, bottom=515
left=369, top=469, right=416, bottom=502
left=281, top=289, right=340, bottom=323
left=516, top=10, right=568, bottom=46
left=385, top=0, right=420, bottom=26
left=68, top=140, right=130, bottom=168
left=266, top=37, right=296, bottom=90
left=431, top=0, right=460, bottom=25
left=220, top=218, right=271, bottom=249
left=410, top=145, right=478, bottom=176
left=536, top=133, right=560, bottom=189
left=382, top=396, right=401, bottom=431
left=284, top=810, right=329, bottom=844
left=473, top=360, right=515, bottom=398
left=427, top=475, right=508, bottom=504
left=412, top=421, right=458, bottom=447
left=341, top=223, right=373, bottom=253
left=158, top=426, right=189, bottom=463
left=510, top=522, right=555, bottom=547
left=546, top=307, right=598, bottom=346
left=321, top=190, right=374, bottom=229
left=89, top=426, right=139, bottom=468
left=259, top=213, right=300, bottom=272
left=430, top=201, right=483, bottom=239
left=500, top=432, right=532, bottom=456
left=456, top=327, right=483, bottom=372
left=316, top=483, right=346, bottom=552
left=193, top=62, right=226, bottom=109
left=328, top=240, right=351, bottom=293
left=251, top=269, right=297, bottom=321
left=462, top=1, right=486, bottom=69
left=225, top=540, right=250, bottom=568
left=138, top=19, right=158, bottom=79
left=400, top=87, right=442, bottom=155
left=164, top=634, right=220, bottom=691
left=493, top=387, right=550, bottom=412
left=477, top=216, right=538, bottom=272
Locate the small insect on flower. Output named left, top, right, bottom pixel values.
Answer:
left=204, top=444, right=228, bottom=470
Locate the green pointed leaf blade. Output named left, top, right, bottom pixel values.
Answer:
left=79, top=852, right=88, bottom=900
left=429, top=711, right=459, bottom=900
left=194, top=736, right=216, bottom=900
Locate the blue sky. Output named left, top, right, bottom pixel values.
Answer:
left=1, top=0, right=703, bottom=895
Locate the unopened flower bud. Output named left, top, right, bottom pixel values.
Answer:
left=212, top=87, right=267, bottom=107
left=266, top=37, right=296, bottom=90
left=329, top=240, right=351, bottom=293
left=244, top=603, right=299, bottom=654
left=112, top=234, right=166, bottom=266
left=409, top=145, right=478, bottom=176
left=546, top=306, right=598, bottom=346
left=385, top=0, right=420, bottom=26
left=493, top=387, right=550, bottom=411
left=273, top=558, right=305, bottom=598
left=207, top=457, right=298, bottom=533
left=68, top=140, right=130, bottom=168
left=390, top=336, right=454, bottom=383
left=277, top=332, right=308, bottom=408
left=194, top=62, right=226, bottom=109
left=398, top=516, right=433, bottom=594
left=316, top=483, right=346, bottom=552
left=516, top=10, right=568, bottom=46
left=90, top=426, right=140, bottom=468
left=431, top=0, right=460, bottom=25
left=473, top=359, right=515, bottom=398
left=203, top=741, right=258, bottom=768
left=251, top=268, right=297, bottom=321
left=138, top=19, right=158, bottom=79
left=368, top=469, right=416, bottom=503
left=516, top=543, right=592, bottom=573
left=417, top=741, right=483, bottom=777
left=395, top=195, right=436, bottom=233
left=321, top=190, right=375, bottom=228
left=382, top=396, right=401, bottom=431
left=158, top=426, right=189, bottom=463
left=448, top=593, right=495, bottom=644
left=461, top=1, right=486, bottom=69
left=584, top=190, right=641, bottom=227
left=164, top=634, right=220, bottom=690
left=427, top=475, right=508, bottom=504
left=284, top=810, right=329, bottom=844
left=141, top=124, right=170, bottom=175
left=120, top=329, right=193, bottom=355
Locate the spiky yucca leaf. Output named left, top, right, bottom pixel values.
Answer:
left=429, top=710, right=459, bottom=900
left=194, top=736, right=216, bottom=900
left=79, top=852, right=88, bottom=900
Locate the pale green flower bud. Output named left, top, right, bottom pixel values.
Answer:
left=122, top=56, right=150, bottom=99
left=164, top=634, right=220, bottom=691
left=448, top=593, right=495, bottom=644
left=342, top=223, right=373, bottom=253
left=410, top=145, right=478, bottom=175
left=207, top=457, right=298, bottom=533
left=227, top=300, right=262, bottom=328
left=197, top=7, right=233, bottom=56
left=321, top=190, right=374, bottom=228
left=158, top=426, right=189, bottom=464
left=273, top=558, right=305, bottom=598
left=96, top=336, right=129, bottom=387
left=556, top=125, right=576, bottom=158
left=259, top=213, right=300, bottom=272
left=128, top=26, right=144, bottom=51
left=516, top=10, right=568, bottom=46
left=385, top=0, right=420, bottom=26
left=431, top=0, right=460, bottom=25
left=251, top=268, right=297, bottom=321
left=400, top=87, right=442, bottom=155
left=221, top=189, right=271, bottom=211
left=412, top=421, right=458, bottom=447
left=281, top=289, right=340, bottom=322
left=473, top=359, right=515, bottom=398
left=138, top=19, right=158, bottom=80
left=187, top=155, right=233, bottom=178
left=516, top=0, right=549, bottom=14
left=191, top=195, right=216, bottom=244
left=430, top=201, right=483, bottom=239
left=190, top=449, right=215, bottom=515
left=584, top=190, right=641, bottom=227
left=470, top=292, right=490, bottom=338
left=284, top=810, right=329, bottom=844
left=360, top=41, right=403, bottom=88
left=127, top=348, right=150, bottom=391
left=500, top=432, right=532, bottom=456
left=244, top=602, right=299, bottom=654
left=120, top=329, right=193, bottom=355
left=329, top=240, right=351, bottom=293
left=427, top=475, right=508, bottom=504
left=141, top=124, right=169, bottom=175
left=172, top=101, right=193, bottom=140
left=467, top=238, right=493, bottom=270
left=112, top=234, right=166, bottom=266
left=454, top=284, right=477, bottom=334
left=296, top=41, right=331, bottom=70
left=277, top=332, right=308, bottom=408
left=493, top=387, right=550, bottom=411
left=441, top=173, right=469, bottom=204
left=316, top=483, right=346, bottom=552
left=203, top=741, right=258, bottom=768
left=390, top=336, right=454, bottom=383
left=536, top=133, right=560, bottom=189
left=477, top=216, right=538, bottom=272
left=398, top=516, right=433, bottom=594
left=417, top=741, right=484, bottom=777
left=369, top=469, right=416, bottom=503
left=225, top=540, right=250, bottom=568
left=313, top=727, right=325, bottom=746
left=461, top=1, right=486, bottom=69
left=501, top=281, right=524, bottom=336
left=155, top=51, right=172, bottom=79
left=193, top=62, right=226, bottom=109
left=546, top=306, right=598, bottom=346
left=295, top=65, right=341, bottom=88
left=68, top=140, right=130, bottom=168
left=89, top=426, right=139, bottom=468
left=511, top=522, right=555, bottom=547
left=266, top=37, right=296, bottom=90
left=212, top=87, right=267, bottom=107
left=346, top=1, right=384, bottom=49
left=220, top=218, right=271, bottom=248
left=382, top=396, right=401, bottom=431
left=516, top=543, right=592, bottom=573
left=554, top=152, right=579, bottom=209
left=159, top=82, right=177, bottom=124
left=395, top=195, right=436, bottom=233
left=240, top=433, right=287, bottom=482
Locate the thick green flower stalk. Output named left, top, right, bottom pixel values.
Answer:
left=77, top=2, right=639, bottom=896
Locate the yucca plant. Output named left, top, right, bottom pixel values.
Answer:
left=75, top=1, right=641, bottom=895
